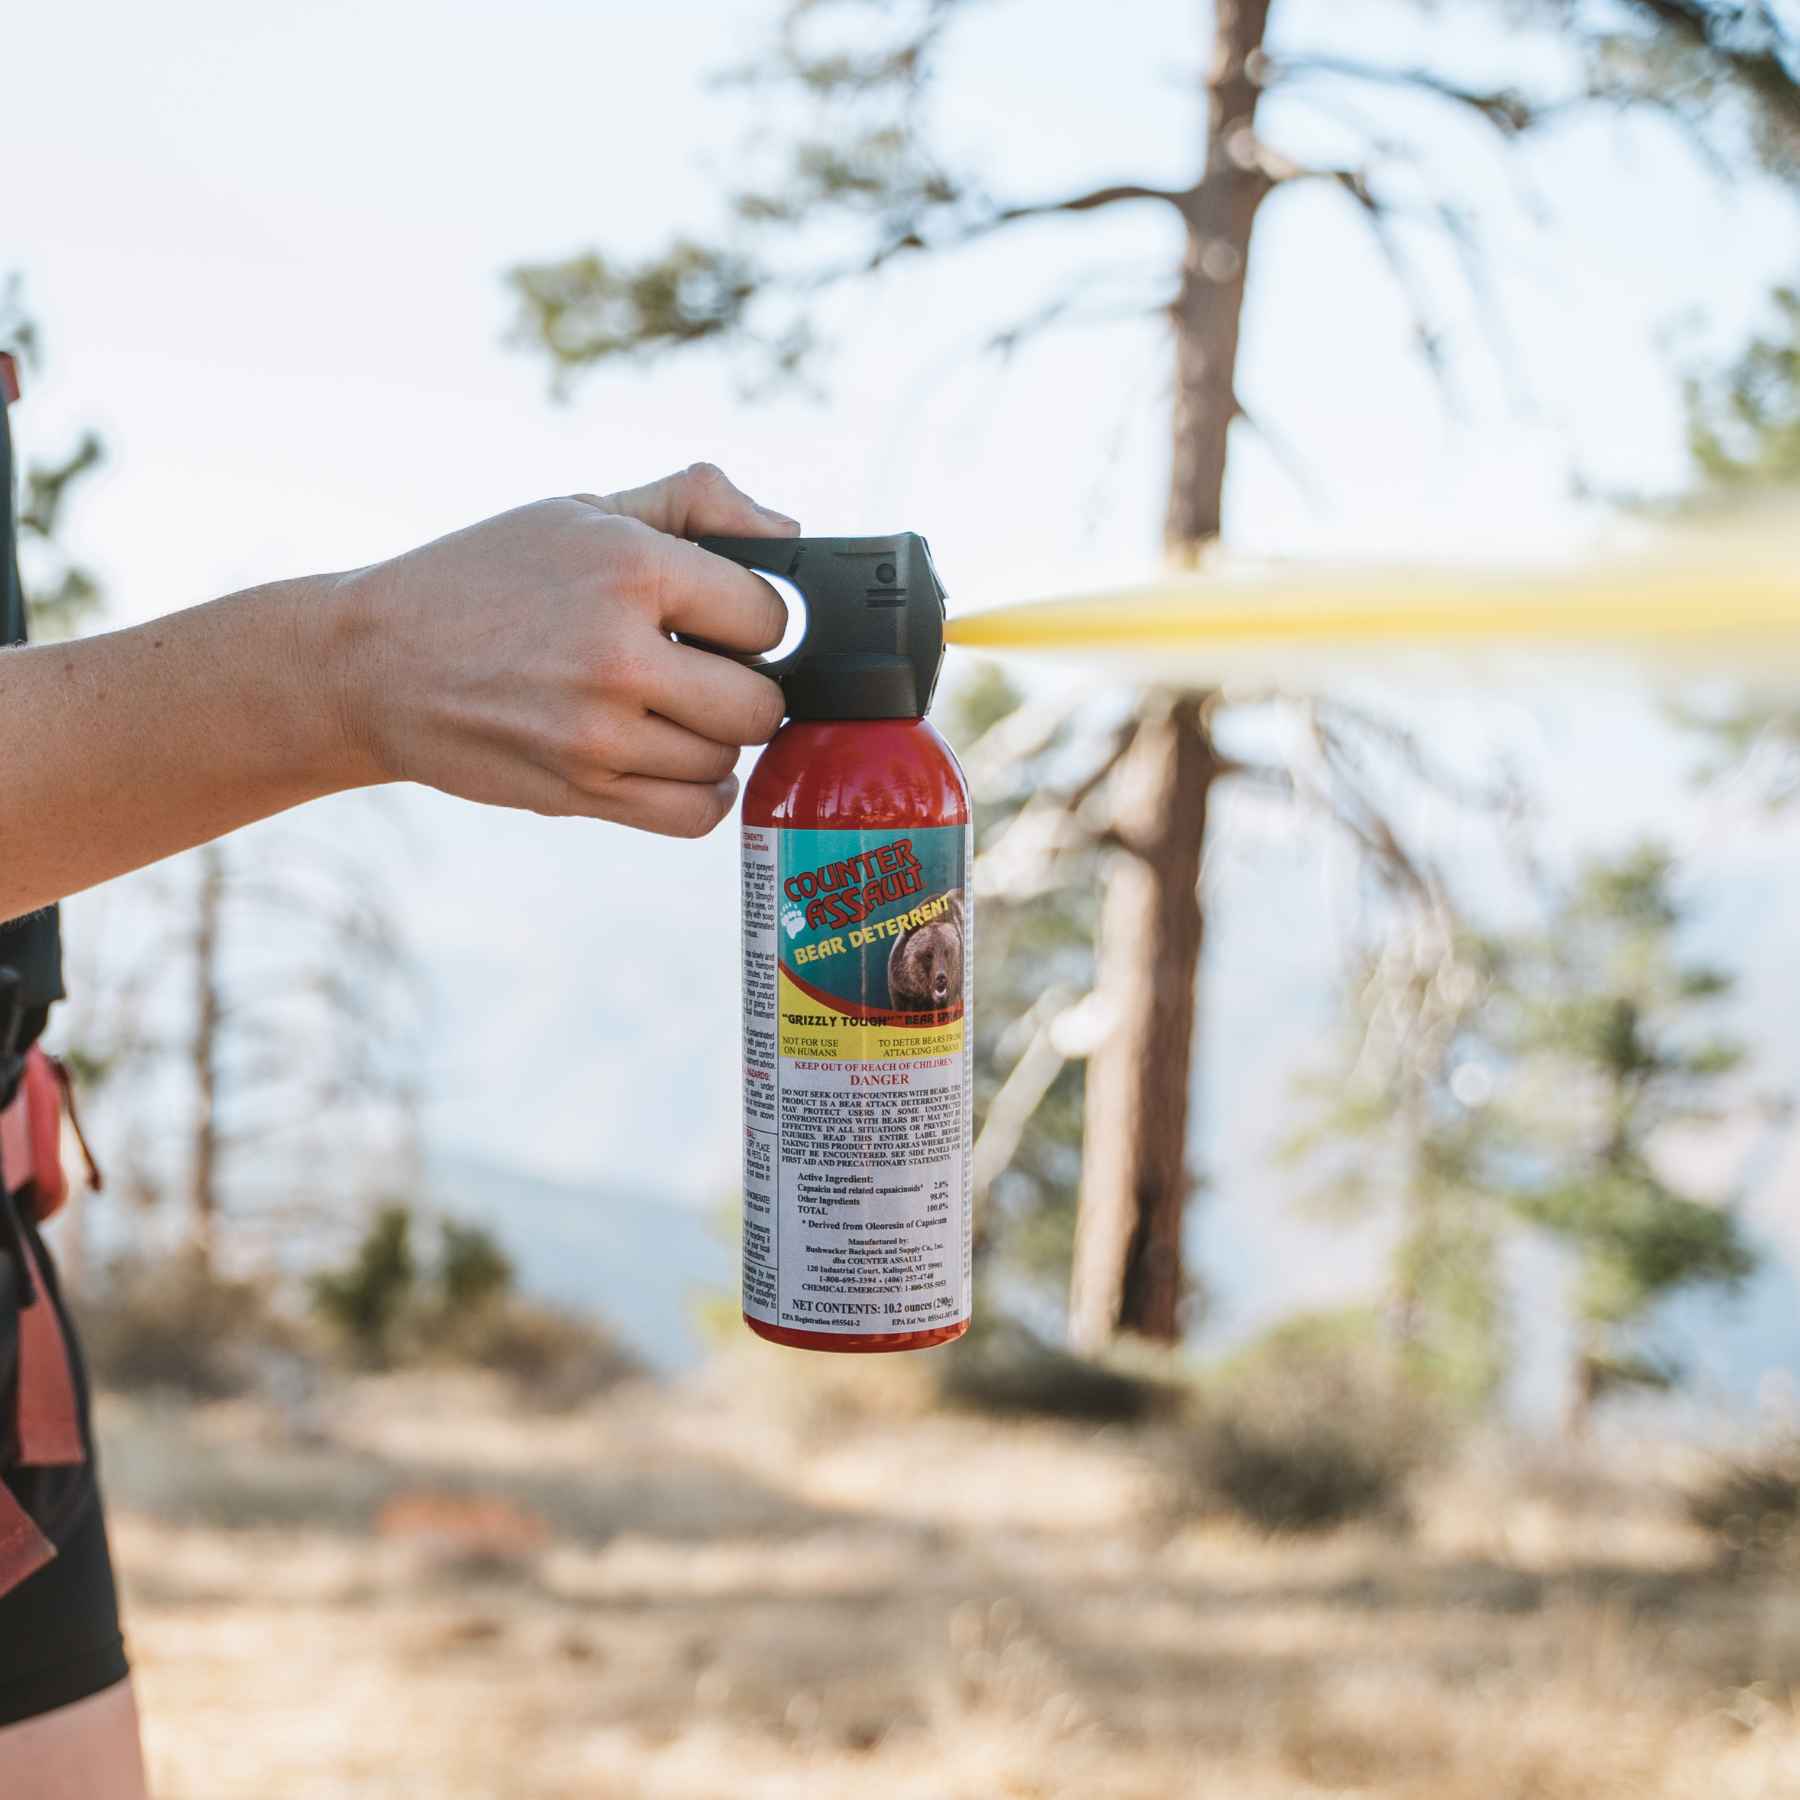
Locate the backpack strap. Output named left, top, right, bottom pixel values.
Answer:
left=0, top=1053, right=87, bottom=1466
left=0, top=1057, right=88, bottom=1598
left=0, top=1483, right=54, bottom=1595
left=0, top=1197, right=72, bottom=1596
left=0, top=1048, right=98, bottom=1225
left=7, top=1221, right=83, bottom=1468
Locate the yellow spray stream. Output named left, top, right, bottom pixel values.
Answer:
left=943, top=514, right=1800, bottom=676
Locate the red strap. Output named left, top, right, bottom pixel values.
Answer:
left=13, top=1229, right=83, bottom=1467
left=0, top=1052, right=87, bottom=1598
left=0, top=1483, right=55, bottom=1595
left=23, top=1050, right=67, bottom=1220
left=0, top=1079, right=31, bottom=1200
left=0, top=1049, right=87, bottom=1223
left=0, top=351, right=19, bottom=408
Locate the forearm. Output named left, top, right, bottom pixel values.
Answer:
left=0, top=468, right=799, bottom=922
left=0, top=576, right=360, bottom=920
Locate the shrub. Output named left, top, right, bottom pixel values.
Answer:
left=308, top=1206, right=635, bottom=1401
left=438, top=1219, right=514, bottom=1313
left=1689, top=1438, right=1800, bottom=1572
left=77, top=1255, right=303, bottom=1400
left=311, top=1204, right=416, bottom=1364
left=937, top=1311, right=1176, bottom=1423
left=1172, top=1315, right=1440, bottom=1534
left=438, top=1296, right=641, bottom=1410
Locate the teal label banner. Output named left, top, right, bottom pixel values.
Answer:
left=777, top=824, right=966, bottom=1025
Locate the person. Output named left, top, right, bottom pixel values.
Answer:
left=0, top=392, right=799, bottom=1796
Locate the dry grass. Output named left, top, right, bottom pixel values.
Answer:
left=96, top=1366, right=1800, bottom=1799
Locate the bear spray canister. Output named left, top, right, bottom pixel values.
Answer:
left=700, top=534, right=971, bottom=1353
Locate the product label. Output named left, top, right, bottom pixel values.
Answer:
left=742, top=822, right=973, bottom=1336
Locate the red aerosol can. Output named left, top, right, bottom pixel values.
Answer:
left=701, top=534, right=971, bottom=1353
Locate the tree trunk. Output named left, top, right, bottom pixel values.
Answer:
left=189, top=843, right=224, bottom=1272
left=1562, top=1349, right=1600, bottom=1441
left=1068, top=0, right=1273, bottom=1351
left=1163, top=0, right=1273, bottom=556
left=1069, top=697, right=1219, bottom=1346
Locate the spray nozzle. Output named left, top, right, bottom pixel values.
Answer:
left=697, top=533, right=946, bottom=722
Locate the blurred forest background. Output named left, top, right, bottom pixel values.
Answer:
left=12, top=0, right=1800, bottom=1793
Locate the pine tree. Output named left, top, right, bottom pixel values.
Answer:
left=1498, top=845, right=1756, bottom=1434
left=1, top=277, right=106, bottom=639
left=1687, top=285, right=1800, bottom=492
left=512, top=1, right=1800, bottom=1350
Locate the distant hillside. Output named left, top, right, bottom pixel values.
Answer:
left=426, top=1149, right=733, bottom=1371
left=425, top=1139, right=1800, bottom=1423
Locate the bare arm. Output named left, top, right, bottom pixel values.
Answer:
left=0, top=463, right=797, bottom=922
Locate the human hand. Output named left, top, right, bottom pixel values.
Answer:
left=326, top=463, right=797, bottom=836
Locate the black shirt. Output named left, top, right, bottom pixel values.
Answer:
left=0, top=397, right=65, bottom=1017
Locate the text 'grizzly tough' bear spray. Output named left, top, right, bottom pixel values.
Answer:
left=701, top=534, right=971, bottom=1353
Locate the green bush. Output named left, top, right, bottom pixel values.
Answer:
left=438, top=1219, right=514, bottom=1313
left=308, top=1206, right=634, bottom=1403
left=310, top=1204, right=417, bottom=1364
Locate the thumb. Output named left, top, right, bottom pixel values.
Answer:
left=587, top=462, right=800, bottom=541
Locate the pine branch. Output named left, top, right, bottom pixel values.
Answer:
left=1303, top=702, right=1443, bottom=908
left=1212, top=755, right=1296, bottom=794
left=17, top=433, right=104, bottom=541
left=865, top=180, right=1194, bottom=273
left=973, top=799, right=1103, bottom=901
left=995, top=181, right=1196, bottom=225
left=958, top=692, right=1092, bottom=799
left=973, top=989, right=1084, bottom=1200
left=984, top=290, right=1174, bottom=363
left=1621, top=0, right=1800, bottom=131
left=1335, top=174, right=1460, bottom=407
left=1269, top=54, right=1551, bottom=137
left=1066, top=723, right=1138, bottom=814
left=1315, top=697, right=1523, bottom=819
left=1230, top=393, right=1328, bottom=511
left=1431, top=200, right=1537, bottom=418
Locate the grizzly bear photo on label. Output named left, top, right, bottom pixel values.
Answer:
left=887, top=891, right=966, bottom=1013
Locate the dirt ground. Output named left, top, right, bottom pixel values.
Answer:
left=95, top=1360, right=1800, bottom=1799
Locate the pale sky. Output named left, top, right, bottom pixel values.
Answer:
left=10, top=0, right=1800, bottom=1383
